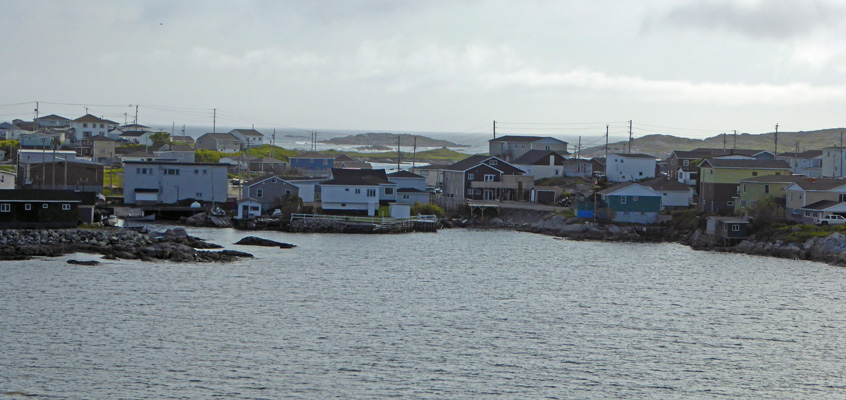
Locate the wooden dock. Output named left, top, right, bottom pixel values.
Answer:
left=290, top=213, right=438, bottom=233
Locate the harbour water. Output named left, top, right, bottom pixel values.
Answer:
left=2, top=228, right=846, bottom=399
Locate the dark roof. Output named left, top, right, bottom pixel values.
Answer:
left=120, top=124, right=150, bottom=129
left=91, top=136, right=115, bottom=142
left=388, top=170, right=424, bottom=178
left=785, top=178, right=846, bottom=191
left=777, top=150, right=823, bottom=159
left=700, top=159, right=790, bottom=169
left=802, top=200, right=844, bottom=210
left=119, top=131, right=149, bottom=137
left=157, top=143, right=194, bottom=152
left=199, top=132, right=239, bottom=141
left=290, top=152, right=333, bottom=159
left=445, top=155, right=523, bottom=174
left=73, top=114, right=118, bottom=124
left=322, top=168, right=392, bottom=185
left=334, top=154, right=355, bottom=162
left=337, top=161, right=372, bottom=169
left=489, top=135, right=567, bottom=144
left=0, top=189, right=82, bottom=202
left=591, top=157, right=606, bottom=165
left=598, top=181, right=637, bottom=195
left=692, top=148, right=770, bottom=157
left=640, top=177, right=690, bottom=191
left=230, top=129, right=264, bottom=137
left=123, top=160, right=225, bottom=166
left=739, top=175, right=810, bottom=184
left=611, top=152, right=656, bottom=159
left=171, top=135, right=194, bottom=142
left=412, top=164, right=450, bottom=170
left=36, top=114, right=70, bottom=121
left=397, top=188, right=426, bottom=193
left=0, top=122, right=19, bottom=129
left=244, top=175, right=291, bottom=187
left=512, top=150, right=565, bottom=165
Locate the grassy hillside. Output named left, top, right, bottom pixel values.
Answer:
left=580, top=128, right=846, bottom=159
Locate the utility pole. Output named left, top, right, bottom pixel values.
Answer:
left=841, top=130, right=843, bottom=177
left=774, top=123, right=779, bottom=155
left=605, top=124, right=609, bottom=161
left=397, top=136, right=401, bottom=171
left=272, top=129, right=276, bottom=147
left=577, top=136, right=581, bottom=159
left=628, top=120, right=633, bottom=154
left=85, top=106, right=88, bottom=115
left=733, top=130, right=737, bottom=149
left=412, top=136, right=417, bottom=169
left=124, top=113, right=128, bottom=126
left=723, top=133, right=726, bottom=150
left=794, top=140, right=800, bottom=174
left=134, top=105, right=139, bottom=126
left=212, top=108, right=216, bottom=133
left=493, top=120, right=496, bottom=140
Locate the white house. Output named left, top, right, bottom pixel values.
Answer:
left=195, top=132, right=241, bottom=153
left=0, top=170, right=15, bottom=189
left=117, top=130, right=155, bottom=146
left=320, top=168, right=397, bottom=216
left=123, top=161, right=228, bottom=205
left=69, top=114, right=119, bottom=143
left=0, top=122, right=24, bottom=140
left=236, top=198, right=262, bottom=219
left=819, top=147, right=846, bottom=177
left=512, top=150, right=567, bottom=179
left=488, top=136, right=569, bottom=163
left=19, top=149, right=79, bottom=164
left=388, top=170, right=429, bottom=205
left=229, top=129, right=265, bottom=148
left=605, top=153, right=657, bottom=182
left=776, top=150, right=822, bottom=177
left=641, top=177, right=693, bottom=209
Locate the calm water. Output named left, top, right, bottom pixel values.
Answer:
left=2, top=228, right=846, bottom=399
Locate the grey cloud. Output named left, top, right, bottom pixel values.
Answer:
left=650, top=0, right=846, bottom=39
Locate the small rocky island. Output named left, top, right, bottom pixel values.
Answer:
left=0, top=228, right=253, bottom=262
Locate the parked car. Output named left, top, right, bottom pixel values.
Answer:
left=814, top=214, right=846, bottom=225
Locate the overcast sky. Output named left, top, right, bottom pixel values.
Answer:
left=3, top=0, right=846, bottom=139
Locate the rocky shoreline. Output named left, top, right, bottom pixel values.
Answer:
left=0, top=227, right=254, bottom=262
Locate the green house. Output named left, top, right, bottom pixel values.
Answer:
left=598, top=182, right=662, bottom=224
left=735, top=175, right=807, bottom=216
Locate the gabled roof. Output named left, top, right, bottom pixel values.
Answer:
left=157, top=143, right=194, bottom=152
left=640, top=177, right=690, bottom=191
left=512, top=150, right=565, bottom=165
left=700, top=159, right=790, bottom=169
left=337, top=161, right=372, bottom=169
left=91, top=136, right=115, bottom=142
left=230, top=129, right=264, bottom=137
left=73, top=114, right=118, bottom=124
left=119, top=131, right=149, bottom=137
left=170, top=135, right=194, bottom=143
left=0, top=122, right=19, bottom=129
left=610, top=152, right=656, bottom=159
left=388, top=170, right=424, bottom=178
left=334, top=154, right=355, bottom=162
left=801, top=200, right=846, bottom=211
left=444, top=155, right=523, bottom=174
left=35, top=114, right=70, bottom=122
left=121, top=123, right=150, bottom=130
left=598, top=182, right=659, bottom=196
left=777, top=150, right=823, bottom=159
left=489, top=135, right=567, bottom=144
left=244, top=175, right=291, bottom=187
left=784, top=178, right=846, bottom=191
left=199, top=132, right=239, bottom=141
left=322, top=168, right=392, bottom=185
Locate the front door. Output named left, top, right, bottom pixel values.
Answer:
left=484, top=189, right=495, bottom=200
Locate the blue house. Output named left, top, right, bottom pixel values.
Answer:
left=289, top=153, right=335, bottom=174
left=598, top=182, right=662, bottom=224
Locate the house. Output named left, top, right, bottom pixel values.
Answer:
left=388, top=170, right=429, bottom=205
left=705, top=216, right=750, bottom=242
left=665, top=148, right=774, bottom=182
left=154, top=143, right=195, bottom=163
left=236, top=198, right=262, bottom=220
left=512, top=150, right=568, bottom=179
left=735, top=175, right=808, bottom=216
left=598, top=182, right=662, bottom=224
left=590, top=157, right=606, bottom=175
left=640, top=177, right=693, bottom=209
left=229, top=129, right=265, bottom=148
left=0, top=171, right=15, bottom=190
left=288, top=178, right=323, bottom=202
left=562, top=158, right=592, bottom=177
left=35, top=114, right=71, bottom=128
left=241, top=175, right=299, bottom=210
left=818, top=147, right=846, bottom=177
left=0, top=122, right=24, bottom=140
left=20, top=160, right=104, bottom=192
left=605, top=153, right=657, bottom=182
left=248, top=157, right=286, bottom=173
left=488, top=136, right=569, bottom=163
left=698, top=158, right=791, bottom=213
left=123, top=161, right=229, bottom=205
left=118, top=150, right=155, bottom=164
left=336, top=160, right=372, bottom=169
left=289, top=153, right=335, bottom=174
left=320, top=168, right=397, bottom=216
left=776, top=150, right=822, bottom=177
left=117, top=130, right=154, bottom=146
left=195, top=132, right=241, bottom=153
left=783, top=178, right=846, bottom=223
left=77, top=136, right=117, bottom=165
left=69, top=114, right=119, bottom=143
left=170, top=135, right=195, bottom=146
left=0, top=189, right=85, bottom=228
left=442, top=155, right=531, bottom=201
left=410, top=164, right=448, bottom=188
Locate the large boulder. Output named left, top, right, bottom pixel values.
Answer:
left=235, top=236, right=296, bottom=248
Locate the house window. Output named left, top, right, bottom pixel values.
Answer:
left=367, top=189, right=376, bottom=197
left=752, top=171, right=758, bottom=176
left=403, top=195, right=409, bottom=199
left=490, top=160, right=497, bottom=165
left=24, top=203, right=31, bottom=211
left=285, top=189, right=292, bottom=195
left=840, top=194, right=846, bottom=202
left=164, top=169, right=180, bottom=175
left=62, top=204, right=70, bottom=210
left=468, top=173, right=474, bottom=180
left=196, top=192, right=202, bottom=197
left=727, top=201, right=734, bottom=206
left=467, top=189, right=473, bottom=195
left=475, top=189, right=481, bottom=194
left=764, top=185, right=770, bottom=194
left=545, top=145, right=551, bottom=151
left=732, top=224, right=740, bottom=232
left=741, top=199, right=746, bottom=207
left=195, top=169, right=199, bottom=174
left=0, top=203, right=9, bottom=212
left=203, top=170, right=208, bottom=175
left=257, top=189, right=263, bottom=198
left=483, top=174, right=495, bottom=182
left=639, top=172, right=643, bottom=176
left=743, top=184, right=747, bottom=192
left=42, top=203, right=48, bottom=209
left=683, top=160, right=689, bottom=166
left=355, top=189, right=360, bottom=194
left=751, top=200, right=757, bottom=207
left=620, top=196, right=627, bottom=204
left=633, top=196, right=638, bottom=202
left=385, top=187, right=394, bottom=195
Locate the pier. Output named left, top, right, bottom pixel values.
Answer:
left=290, top=213, right=438, bottom=233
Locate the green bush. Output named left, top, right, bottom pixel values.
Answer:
left=411, top=202, right=445, bottom=217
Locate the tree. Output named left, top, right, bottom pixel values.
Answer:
left=150, top=132, right=171, bottom=150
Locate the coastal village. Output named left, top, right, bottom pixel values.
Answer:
left=3, top=113, right=846, bottom=263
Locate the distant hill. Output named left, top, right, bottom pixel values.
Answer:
left=579, top=128, right=846, bottom=159
left=322, top=132, right=469, bottom=148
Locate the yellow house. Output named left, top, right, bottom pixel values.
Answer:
left=699, top=158, right=791, bottom=213
left=784, top=178, right=846, bottom=223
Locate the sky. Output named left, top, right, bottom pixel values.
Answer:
left=3, top=0, right=846, bottom=141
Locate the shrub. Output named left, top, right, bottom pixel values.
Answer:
left=411, top=202, right=445, bottom=218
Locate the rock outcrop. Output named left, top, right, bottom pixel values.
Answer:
left=235, top=236, right=296, bottom=248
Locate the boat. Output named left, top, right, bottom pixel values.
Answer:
left=102, top=215, right=118, bottom=226
left=125, top=212, right=156, bottom=222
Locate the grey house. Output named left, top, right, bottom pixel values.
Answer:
left=242, top=175, right=300, bottom=210
left=123, top=160, right=229, bottom=204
